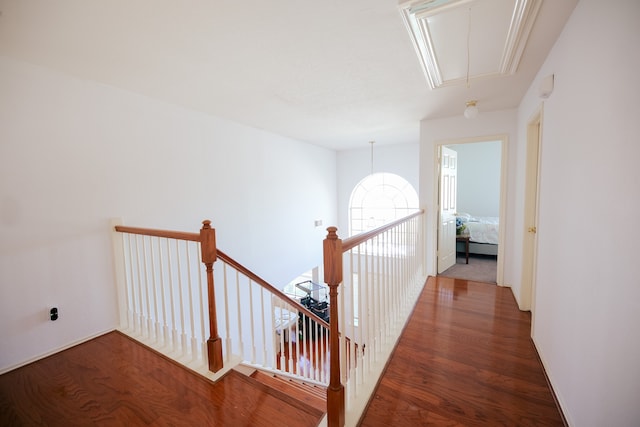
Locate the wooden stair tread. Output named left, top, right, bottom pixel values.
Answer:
left=250, top=370, right=326, bottom=414
left=269, top=374, right=326, bottom=400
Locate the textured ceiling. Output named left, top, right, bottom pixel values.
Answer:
left=0, top=0, right=577, bottom=150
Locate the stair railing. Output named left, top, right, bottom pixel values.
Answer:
left=112, top=219, right=331, bottom=385
left=323, top=210, right=426, bottom=427
left=215, top=249, right=331, bottom=385
left=112, top=220, right=223, bottom=373
left=112, top=209, right=426, bottom=424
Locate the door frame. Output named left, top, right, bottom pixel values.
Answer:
left=433, top=134, right=508, bottom=286
left=520, top=106, right=543, bottom=316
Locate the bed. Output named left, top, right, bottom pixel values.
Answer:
left=456, top=213, right=499, bottom=256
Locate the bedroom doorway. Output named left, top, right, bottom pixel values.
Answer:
left=435, top=136, right=507, bottom=285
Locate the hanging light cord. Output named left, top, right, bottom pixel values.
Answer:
left=370, top=141, right=375, bottom=175
left=466, top=6, right=472, bottom=88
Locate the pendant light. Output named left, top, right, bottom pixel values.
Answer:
left=464, top=100, right=479, bottom=119
left=463, top=6, right=479, bottom=119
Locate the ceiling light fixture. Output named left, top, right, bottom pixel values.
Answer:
left=464, top=100, right=478, bottom=119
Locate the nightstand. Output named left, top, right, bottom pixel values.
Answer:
left=456, top=234, right=470, bottom=264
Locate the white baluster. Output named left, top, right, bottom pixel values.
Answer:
left=149, top=236, right=161, bottom=342
left=248, top=278, right=256, bottom=364
left=260, top=287, right=267, bottom=367
left=222, top=263, right=232, bottom=361
left=157, top=238, right=169, bottom=347
left=185, top=241, right=198, bottom=361
left=196, top=242, right=207, bottom=364
left=134, top=235, right=145, bottom=336
left=166, top=238, right=178, bottom=352
left=141, top=236, right=154, bottom=338
left=124, top=234, right=136, bottom=331
left=235, top=270, right=243, bottom=360
left=175, top=240, right=187, bottom=357
left=291, top=304, right=297, bottom=376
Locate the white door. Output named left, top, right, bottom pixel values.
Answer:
left=521, top=113, right=542, bottom=312
left=437, top=146, right=458, bottom=273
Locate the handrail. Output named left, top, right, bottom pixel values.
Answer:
left=114, top=213, right=425, bottom=427
left=342, top=209, right=424, bottom=252
left=114, top=220, right=331, bottom=377
left=115, top=220, right=223, bottom=372
left=323, top=210, right=425, bottom=427
left=114, top=225, right=200, bottom=242
left=114, top=225, right=329, bottom=329
left=217, top=249, right=330, bottom=328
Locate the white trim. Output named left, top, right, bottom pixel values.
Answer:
left=520, top=105, right=544, bottom=314
left=0, top=328, right=115, bottom=375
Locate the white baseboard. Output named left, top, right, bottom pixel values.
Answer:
left=0, top=328, right=116, bottom=375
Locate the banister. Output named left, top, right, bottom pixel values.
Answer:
left=114, top=220, right=331, bottom=373
left=324, top=226, right=345, bottom=427
left=114, top=212, right=424, bottom=424
left=341, top=209, right=424, bottom=252
left=115, top=221, right=224, bottom=371
left=217, top=249, right=330, bottom=329
left=114, top=225, right=200, bottom=242
left=200, top=220, right=223, bottom=372
left=324, top=210, right=425, bottom=427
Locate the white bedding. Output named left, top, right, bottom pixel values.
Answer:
left=459, top=214, right=499, bottom=245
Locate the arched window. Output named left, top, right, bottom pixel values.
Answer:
left=349, top=173, right=419, bottom=236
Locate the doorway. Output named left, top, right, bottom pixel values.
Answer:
left=435, top=136, right=507, bottom=285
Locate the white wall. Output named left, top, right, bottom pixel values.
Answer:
left=450, top=141, right=501, bottom=217
left=0, top=56, right=337, bottom=373
left=419, top=110, right=517, bottom=280
left=516, top=1, right=640, bottom=425
left=336, top=143, right=419, bottom=236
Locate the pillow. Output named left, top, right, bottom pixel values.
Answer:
left=456, top=212, right=471, bottom=222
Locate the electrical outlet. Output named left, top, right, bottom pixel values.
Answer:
left=50, top=307, right=58, bottom=321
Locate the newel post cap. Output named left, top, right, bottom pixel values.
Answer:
left=323, top=226, right=342, bottom=286
left=200, top=219, right=216, bottom=264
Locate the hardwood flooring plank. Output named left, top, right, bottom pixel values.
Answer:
left=0, top=331, right=323, bottom=426
left=359, top=276, right=564, bottom=426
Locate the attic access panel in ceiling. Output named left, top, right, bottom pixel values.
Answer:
left=399, top=0, right=542, bottom=89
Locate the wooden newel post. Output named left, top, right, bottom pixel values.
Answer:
left=324, top=226, right=345, bottom=427
left=200, top=220, right=223, bottom=372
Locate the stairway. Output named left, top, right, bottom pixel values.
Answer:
left=233, top=365, right=326, bottom=417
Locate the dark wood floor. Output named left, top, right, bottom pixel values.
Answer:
left=0, top=331, right=324, bottom=426
left=359, top=276, right=564, bottom=426
left=0, top=276, right=564, bottom=426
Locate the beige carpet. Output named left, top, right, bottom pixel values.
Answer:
left=439, top=253, right=497, bottom=284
